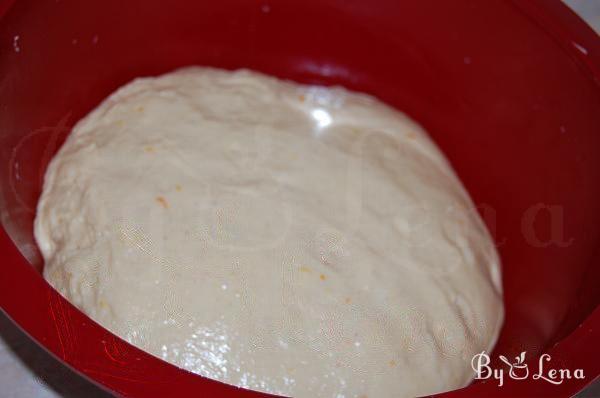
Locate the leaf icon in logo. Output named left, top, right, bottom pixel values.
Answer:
left=499, top=352, right=529, bottom=380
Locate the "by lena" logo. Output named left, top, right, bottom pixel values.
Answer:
left=471, top=351, right=585, bottom=387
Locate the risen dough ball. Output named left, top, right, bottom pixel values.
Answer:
left=35, top=68, right=503, bottom=398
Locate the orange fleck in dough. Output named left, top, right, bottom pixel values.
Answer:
left=298, top=94, right=305, bottom=102
left=156, top=196, right=169, bottom=208
left=144, top=146, right=155, bottom=153
left=175, top=184, right=182, bottom=192
left=389, top=360, right=397, bottom=367
left=344, top=297, right=351, bottom=304
left=407, top=132, right=417, bottom=139
left=136, top=106, right=145, bottom=112
left=319, top=274, right=326, bottom=281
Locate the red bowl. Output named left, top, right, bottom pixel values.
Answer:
left=1, top=0, right=599, bottom=396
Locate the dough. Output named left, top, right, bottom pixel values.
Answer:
left=35, top=67, right=503, bottom=397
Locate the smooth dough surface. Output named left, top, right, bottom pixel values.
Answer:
left=35, top=67, right=503, bottom=398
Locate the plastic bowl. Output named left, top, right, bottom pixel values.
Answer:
left=1, top=1, right=599, bottom=396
